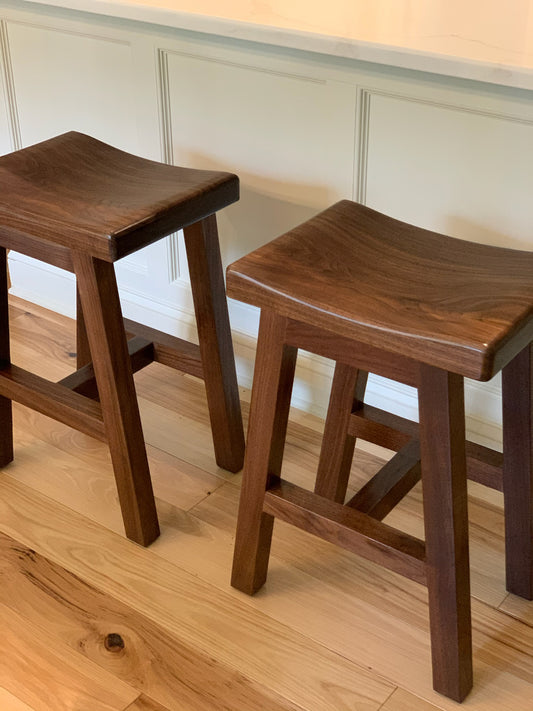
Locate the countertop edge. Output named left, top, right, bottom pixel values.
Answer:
left=16, top=0, right=533, bottom=92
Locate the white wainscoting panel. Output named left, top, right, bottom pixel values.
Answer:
left=4, top=17, right=165, bottom=311
left=162, top=47, right=357, bottom=265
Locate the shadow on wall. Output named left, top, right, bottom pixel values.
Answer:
left=219, top=185, right=323, bottom=265
left=182, top=150, right=344, bottom=265
left=445, top=215, right=533, bottom=252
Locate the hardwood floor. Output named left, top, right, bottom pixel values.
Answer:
left=1, top=296, right=533, bottom=709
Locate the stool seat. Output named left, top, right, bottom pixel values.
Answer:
left=228, top=200, right=533, bottom=380
left=0, top=131, right=238, bottom=261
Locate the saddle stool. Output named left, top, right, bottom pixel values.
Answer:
left=0, top=132, right=244, bottom=546
left=227, top=200, right=533, bottom=701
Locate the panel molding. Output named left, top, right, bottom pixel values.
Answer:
left=0, top=20, right=21, bottom=150
left=354, top=87, right=371, bottom=203
left=157, top=49, right=174, bottom=165
left=157, top=48, right=180, bottom=284
left=3, top=17, right=131, bottom=47
left=355, top=85, right=533, bottom=207
left=358, top=84, right=533, bottom=127
left=157, top=46, right=327, bottom=85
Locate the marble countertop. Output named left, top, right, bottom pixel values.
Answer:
left=21, top=0, right=533, bottom=91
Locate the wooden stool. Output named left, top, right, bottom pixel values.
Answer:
left=0, top=131, right=244, bottom=546
left=227, top=200, right=533, bottom=701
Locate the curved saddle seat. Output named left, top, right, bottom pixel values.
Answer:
left=228, top=200, right=533, bottom=381
left=0, top=131, right=239, bottom=261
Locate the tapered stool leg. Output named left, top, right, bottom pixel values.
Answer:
left=231, top=310, right=297, bottom=594
left=73, top=252, right=159, bottom=546
left=75, top=285, right=92, bottom=369
left=502, top=344, right=533, bottom=599
left=184, top=215, right=245, bottom=473
left=0, top=247, right=13, bottom=467
left=419, top=365, right=472, bottom=701
left=315, top=364, right=368, bottom=502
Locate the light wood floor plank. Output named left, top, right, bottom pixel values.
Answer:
left=0, top=686, right=37, bottom=711
left=9, top=306, right=76, bottom=381
left=0, top=603, right=138, bottom=711
left=0, top=474, right=393, bottom=711
left=500, top=593, right=533, bottom=623
left=8, top=302, right=26, bottom=323
left=0, top=532, right=305, bottom=711
left=382, top=480, right=507, bottom=608
left=123, top=696, right=172, bottom=711
left=3, top=433, right=533, bottom=709
left=380, top=688, right=444, bottom=710
left=9, top=298, right=73, bottom=328
left=188, top=482, right=533, bottom=709
left=12, top=403, right=226, bottom=519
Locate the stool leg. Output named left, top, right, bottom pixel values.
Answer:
left=231, top=310, right=297, bottom=594
left=502, top=344, right=533, bottom=599
left=315, top=364, right=368, bottom=502
left=75, top=285, right=92, bottom=369
left=183, top=215, right=245, bottom=473
left=0, top=247, right=13, bottom=467
left=418, top=365, right=472, bottom=702
left=72, top=252, right=159, bottom=546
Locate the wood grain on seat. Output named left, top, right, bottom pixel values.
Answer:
left=227, top=200, right=533, bottom=380
left=0, top=132, right=239, bottom=261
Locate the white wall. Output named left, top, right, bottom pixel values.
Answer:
left=1, top=1, right=533, bottom=449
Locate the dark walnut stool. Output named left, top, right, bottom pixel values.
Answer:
left=0, top=131, right=245, bottom=547
left=227, top=199, right=533, bottom=701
